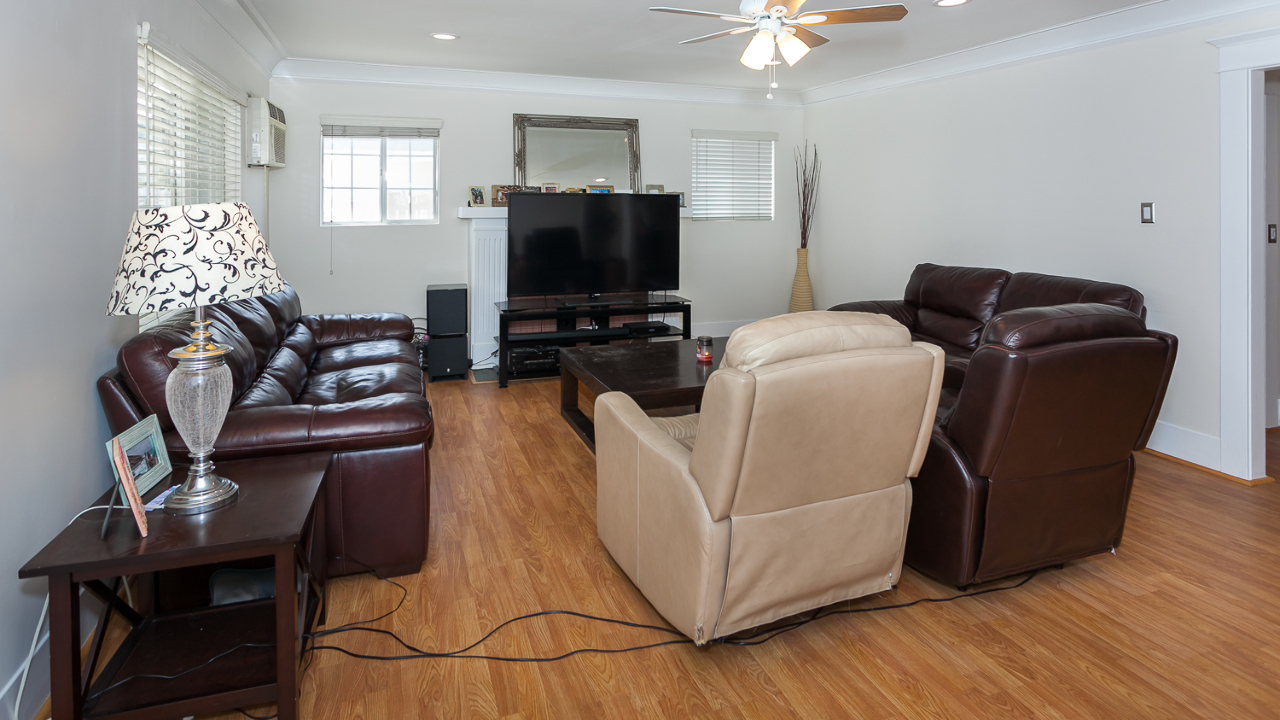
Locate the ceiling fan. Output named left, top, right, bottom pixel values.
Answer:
left=651, top=0, right=908, bottom=70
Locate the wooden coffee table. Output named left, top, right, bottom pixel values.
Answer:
left=20, top=452, right=330, bottom=720
left=559, top=336, right=727, bottom=451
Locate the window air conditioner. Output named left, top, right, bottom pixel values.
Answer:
left=248, top=97, right=286, bottom=168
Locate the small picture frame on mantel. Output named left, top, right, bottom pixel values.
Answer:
left=645, top=184, right=665, bottom=194
left=468, top=186, right=486, bottom=207
left=586, top=185, right=614, bottom=194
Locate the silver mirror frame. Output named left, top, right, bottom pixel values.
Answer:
left=513, top=114, right=641, bottom=191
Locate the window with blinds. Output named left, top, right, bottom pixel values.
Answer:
left=321, top=118, right=441, bottom=225
left=137, top=42, right=242, bottom=208
left=691, top=131, right=776, bottom=221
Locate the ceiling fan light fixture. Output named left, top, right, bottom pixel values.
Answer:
left=432, top=33, right=459, bottom=40
left=776, top=31, right=810, bottom=66
left=740, top=29, right=776, bottom=70
left=933, top=0, right=968, bottom=6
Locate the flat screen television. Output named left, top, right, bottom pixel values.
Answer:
left=507, top=193, right=680, bottom=298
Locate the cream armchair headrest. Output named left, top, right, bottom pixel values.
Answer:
left=723, top=311, right=911, bottom=372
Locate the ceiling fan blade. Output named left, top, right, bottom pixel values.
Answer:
left=650, top=7, right=754, bottom=22
left=789, top=25, right=829, bottom=48
left=794, top=4, right=907, bottom=25
left=679, top=27, right=752, bottom=44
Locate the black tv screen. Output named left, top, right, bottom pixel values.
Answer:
left=507, top=193, right=680, bottom=297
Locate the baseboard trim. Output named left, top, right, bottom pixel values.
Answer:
left=1142, top=449, right=1276, bottom=486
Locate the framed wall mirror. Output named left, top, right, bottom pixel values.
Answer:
left=514, top=114, right=641, bottom=192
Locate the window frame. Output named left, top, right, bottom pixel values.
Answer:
left=319, top=134, right=440, bottom=227
left=690, top=130, right=777, bottom=222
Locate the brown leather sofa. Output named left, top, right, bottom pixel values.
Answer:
left=595, top=312, right=944, bottom=642
left=902, top=304, right=1176, bottom=587
left=97, top=285, right=433, bottom=578
left=830, top=263, right=1146, bottom=390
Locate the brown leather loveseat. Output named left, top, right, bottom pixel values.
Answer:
left=903, top=304, right=1176, bottom=587
left=97, top=285, right=433, bottom=578
left=830, top=263, right=1146, bottom=390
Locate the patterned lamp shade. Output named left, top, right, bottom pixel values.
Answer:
left=107, top=202, right=285, bottom=316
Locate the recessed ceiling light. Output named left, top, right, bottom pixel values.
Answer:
left=594, top=177, right=607, bottom=183
left=933, top=0, right=968, bottom=6
left=432, top=33, right=458, bottom=40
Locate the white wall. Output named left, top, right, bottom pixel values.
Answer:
left=265, top=80, right=805, bottom=332
left=803, top=11, right=1280, bottom=467
left=0, top=3, right=267, bottom=718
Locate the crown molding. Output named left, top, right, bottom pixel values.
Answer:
left=193, top=0, right=284, bottom=77
left=800, top=0, right=1280, bottom=106
left=272, top=58, right=804, bottom=107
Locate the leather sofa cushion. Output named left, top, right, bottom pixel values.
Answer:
left=998, top=272, right=1145, bottom=317
left=296, top=363, right=425, bottom=405
left=982, top=304, right=1147, bottom=350
left=825, top=299, right=917, bottom=328
left=722, top=311, right=911, bottom=372
left=234, top=347, right=310, bottom=409
left=166, top=393, right=435, bottom=458
left=301, top=313, right=415, bottom=348
left=255, top=285, right=304, bottom=345
left=311, top=339, right=420, bottom=374
left=219, top=296, right=281, bottom=369
left=117, top=306, right=259, bottom=431
left=904, top=263, right=1011, bottom=325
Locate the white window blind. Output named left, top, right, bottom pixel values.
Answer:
left=320, top=117, right=441, bottom=225
left=137, top=42, right=243, bottom=209
left=691, top=130, right=776, bottom=221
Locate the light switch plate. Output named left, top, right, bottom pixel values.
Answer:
left=1270, top=224, right=1277, bottom=243
left=1141, top=203, right=1154, bottom=224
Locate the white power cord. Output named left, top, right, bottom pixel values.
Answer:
left=13, top=505, right=130, bottom=717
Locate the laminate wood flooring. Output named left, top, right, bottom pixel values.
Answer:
left=191, top=378, right=1280, bottom=719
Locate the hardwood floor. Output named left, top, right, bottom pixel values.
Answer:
left=181, top=378, right=1278, bottom=720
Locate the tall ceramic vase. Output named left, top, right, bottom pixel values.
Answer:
left=789, top=248, right=814, bottom=313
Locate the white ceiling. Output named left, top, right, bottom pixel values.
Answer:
left=244, top=0, right=1153, bottom=92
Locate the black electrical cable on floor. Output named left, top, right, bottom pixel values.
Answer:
left=98, top=555, right=1041, bottom=717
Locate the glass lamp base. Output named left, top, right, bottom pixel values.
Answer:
left=165, top=467, right=239, bottom=515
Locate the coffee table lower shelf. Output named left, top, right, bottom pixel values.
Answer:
left=85, top=599, right=284, bottom=719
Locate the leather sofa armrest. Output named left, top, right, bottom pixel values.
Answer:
left=827, top=300, right=917, bottom=329
left=595, top=392, right=729, bottom=644
left=165, top=394, right=434, bottom=461
left=300, top=313, right=415, bottom=348
left=1136, top=329, right=1178, bottom=451
left=904, top=429, right=989, bottom=587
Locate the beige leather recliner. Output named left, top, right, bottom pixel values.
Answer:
left=595, top=312, right=945, bottom=644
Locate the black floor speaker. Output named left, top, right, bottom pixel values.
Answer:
left=427, top=335, right=468, bottom=381
left=426, top=284, right=468, bottom=382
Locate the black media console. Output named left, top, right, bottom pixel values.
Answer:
left=495, top=293, right=692, bottom=388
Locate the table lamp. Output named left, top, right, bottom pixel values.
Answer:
left=106, top=203, right=285, bottom=514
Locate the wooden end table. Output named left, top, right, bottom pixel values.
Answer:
left=559, top=336, right=728, bottom=451
left=20, top=452, right=330, bottom=720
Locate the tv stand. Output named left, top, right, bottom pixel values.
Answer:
left=496, top=293, right=691, bottom=387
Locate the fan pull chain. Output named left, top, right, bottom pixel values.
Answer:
left=766, top=63, right=776, bottom=100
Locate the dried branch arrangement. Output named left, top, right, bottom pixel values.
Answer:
left=795, top=142, right=821, bottom=249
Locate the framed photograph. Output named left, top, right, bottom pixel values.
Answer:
left=491, top=184, right=523, bottom=207
left=468, top=186, right=486, bottom=207
left=542, top=183, right=560, bottom=193
left=645, top=184, right=665, bottom=194
left=586, top=185, right=614, bottom=194
left=521, top=185, right=542, bottom=193
left=564, top=188, right=585, bottom=193
left=106, top=415, right=172, bottom=496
